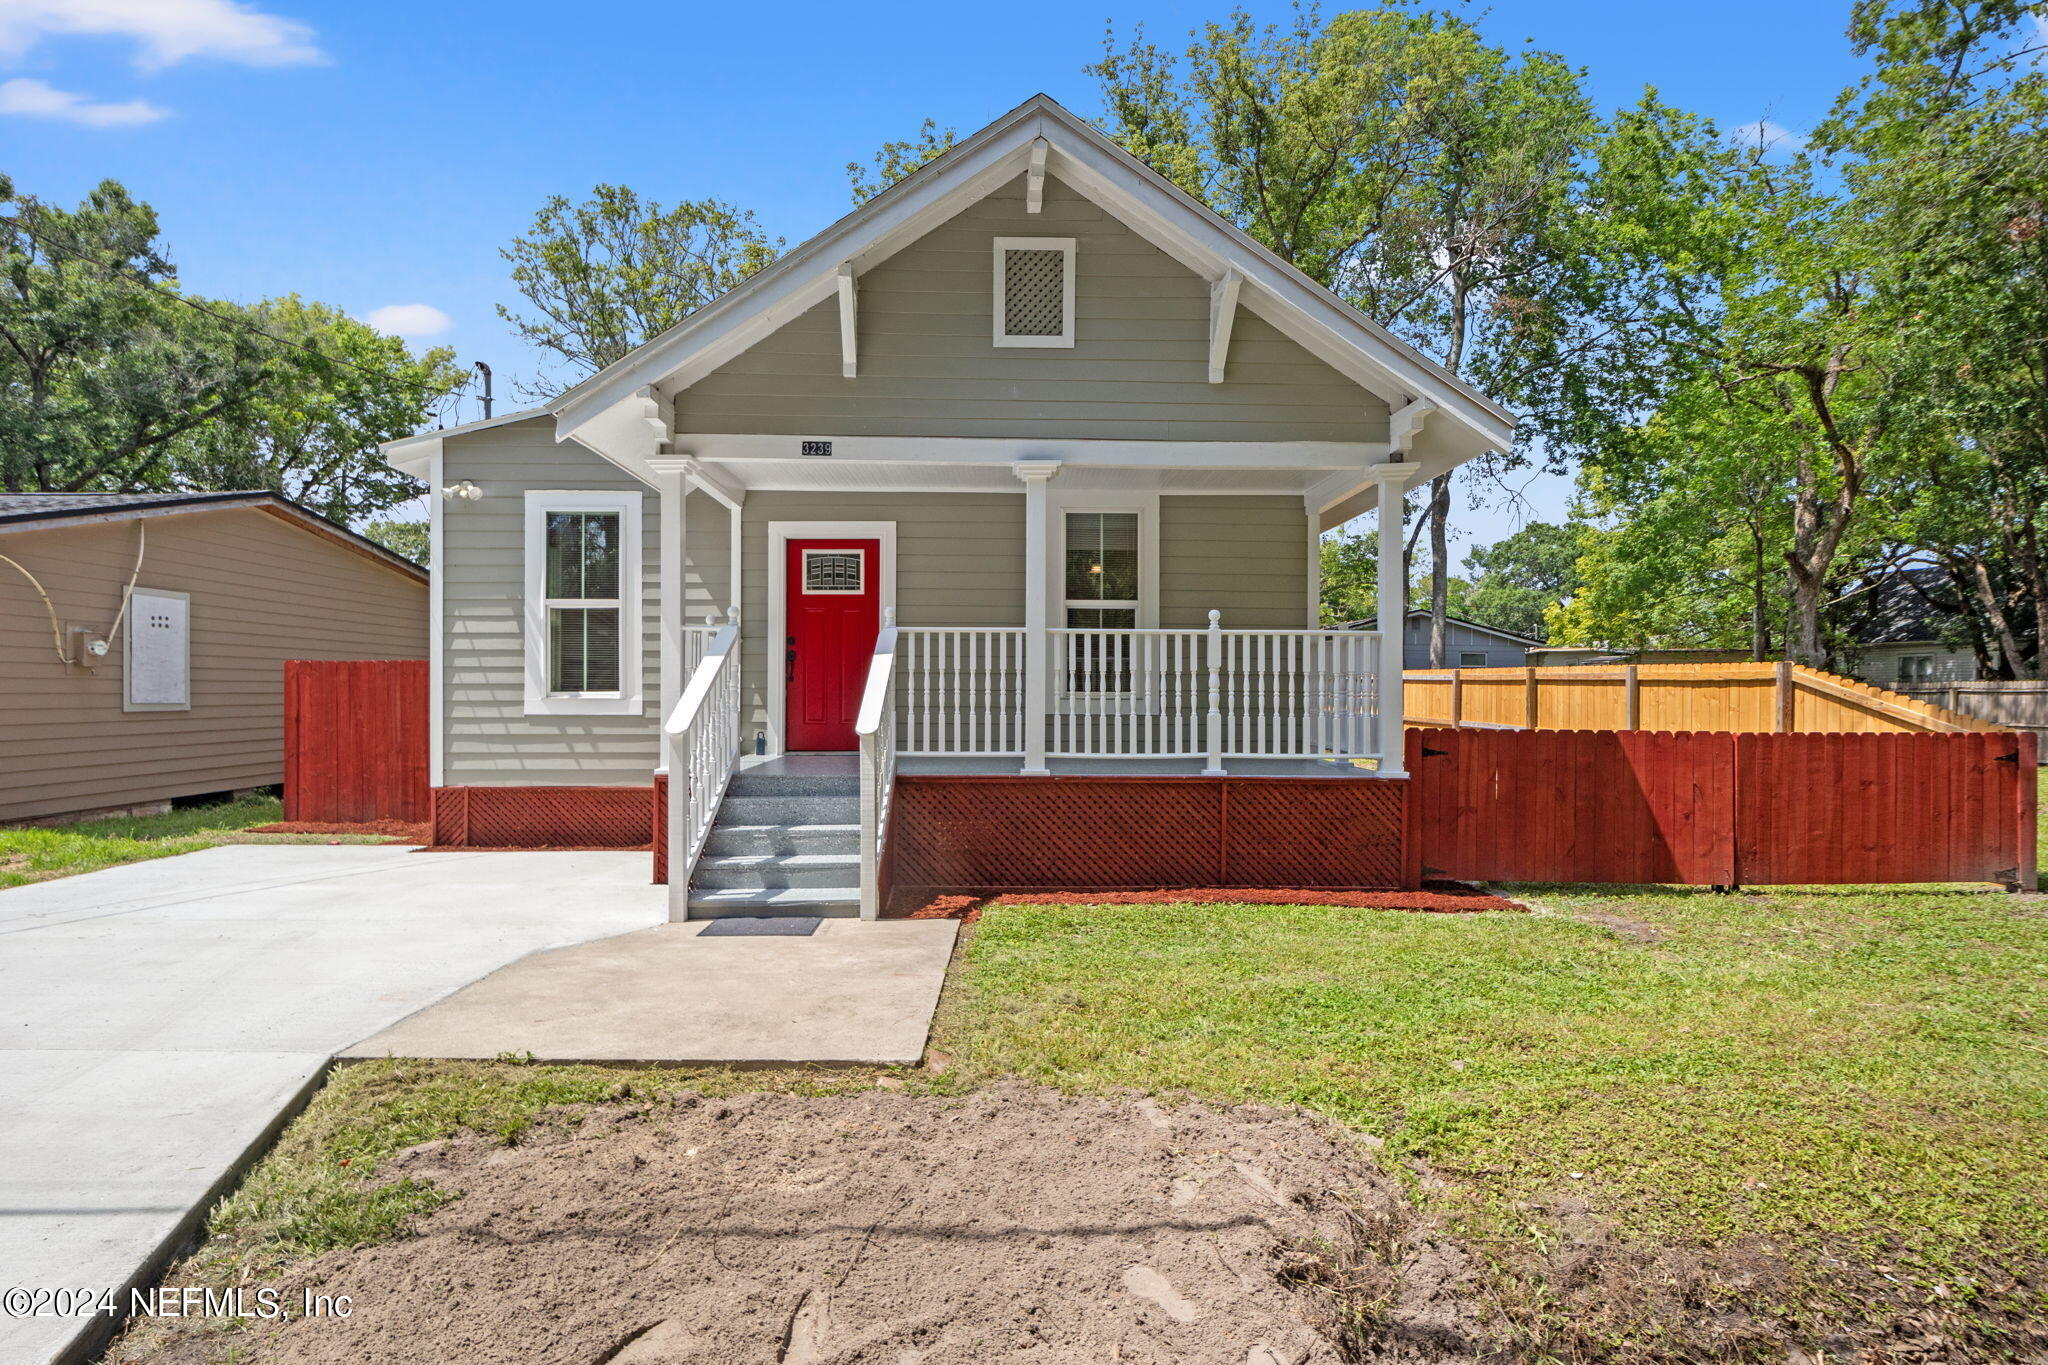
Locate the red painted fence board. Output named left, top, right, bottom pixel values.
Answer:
left=282, top=660, right=428, bottom=823
left=1409, top=726, right=2036, bottom=888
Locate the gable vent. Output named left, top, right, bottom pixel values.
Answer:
left=993, top=237, right=1075, bottom=348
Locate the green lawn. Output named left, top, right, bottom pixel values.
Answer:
left=0, top=795, right=393, bottom=890
left=933, top=887, right=2048, bottom=1354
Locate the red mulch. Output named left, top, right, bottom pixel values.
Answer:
left=890, top=882, right=1522, bottom=923
left=250, top=819, right=431, bottom=842
left=411, top=843, right=652, bottom=853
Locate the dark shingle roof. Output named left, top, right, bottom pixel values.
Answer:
left=0, top=490, right=272, bottom=523
left=1850, top=568, right=1965, bottom=647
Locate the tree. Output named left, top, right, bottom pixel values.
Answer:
left=1093, top=8, right=1607, bottom=665
left=0, top=173, right=276, bottom=493
left=497, top=185, right=781, bottom=395
left=1455, top=521, right=1585, bottom=640
left=364, top=517, right=429, bottom=565
left=168, top=296, right=465, bottom=524
left=848, top=119, right=958, bottom=204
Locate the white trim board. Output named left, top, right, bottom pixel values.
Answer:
left=764, top=520, right=897, bottom=757
left=679, top=433, right=1388, bottom=470
left=428, top=450, right=445, bottom=785
left=521, top=490, right=646, bottom=717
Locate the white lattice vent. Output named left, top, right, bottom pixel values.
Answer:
left=1003, top=249, right=1066, bottom=336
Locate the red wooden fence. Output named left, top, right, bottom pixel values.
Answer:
left=283, top=660, right=429, bottom=823
left=1407, top=727, right=2037, bottom=889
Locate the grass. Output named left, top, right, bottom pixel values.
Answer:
left=0, top=795, right=393, bottom=890
left=931, top=887, right=2048, bottom=1351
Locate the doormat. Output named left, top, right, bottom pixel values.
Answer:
left=697, top=916, right=823, bottom=937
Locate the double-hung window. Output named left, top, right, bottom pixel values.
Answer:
left=1063, top=511, right=1140, bottom=692
left=524, top=490, right=643, bottom=715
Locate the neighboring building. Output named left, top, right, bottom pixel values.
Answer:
left=1349, top=610, right=1540, bottom=669
left=1845, top=568, right=1981, bottom=687
left=381, top=94, right=1514, bottom=916
left=0, top=491, right=428, bottom=825
left=1528, top=646, right=1751, bottom=667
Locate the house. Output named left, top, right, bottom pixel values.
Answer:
left=380, top=94, right=1512, bottom=917
left=1350, top=610, right=1539, bottom=669
left=1845, top=568, right=1981, bottom=687
left=0, top=491, right=428, bottom=825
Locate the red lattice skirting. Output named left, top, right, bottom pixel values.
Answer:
left=889, top=774, right=1410, bottom=894
left=653, top=773, right=668, bottom=884
left=430, top=785, right=655, bottom=851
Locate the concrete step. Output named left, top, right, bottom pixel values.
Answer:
left=727, top=769, right=860, bottom=799
left=716, top=794, right=860, bottom=826
left=702, top=823, right=860, bottom=857
left=693, top=852, right=862, bottom=890
left=685, top=886, right=861, bottom=919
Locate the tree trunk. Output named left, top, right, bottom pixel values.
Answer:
left=1750, top=527, right=1770, bottom=660
left=1966, top=558, right=2031, bottom=680
left=1426, top=475, right=1451, bottom=667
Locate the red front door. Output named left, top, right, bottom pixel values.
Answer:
left=785, top=538, right=881, bottom=751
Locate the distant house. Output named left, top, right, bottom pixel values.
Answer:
left=1845, top=568, right=1981, bottom=687
left=1351, top=610, right=1540, bottom=669
left=0, top=491, right=428, bottom=825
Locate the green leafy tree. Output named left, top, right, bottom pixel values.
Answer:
left=364, top=518, right=429, bottom=565
left=168, top=296, right=464, bottom=524
left=848, top=119, right=958, bottom=205
left=1092, top=7, right=1607, bottom=664
left=0, top=173, right=276, bottom=493
left=498, top=185, right=781, bottom=395
left=1455, top=521, right=1585, bottom=641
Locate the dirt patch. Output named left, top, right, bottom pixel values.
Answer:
left=893, top=883, right=1522, bottom=922
left=120, top=1086, right=1493, bottom=1364
left=250, top=820, right=431, bottom=842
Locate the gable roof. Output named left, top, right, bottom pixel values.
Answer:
left=1847, top=568, right=1968, bottom=647
left=546, top=94, right=1514, bottom=476
left=1350, top=609, right=1542, bottom=646
left=0, top=491, right=428, bottom=582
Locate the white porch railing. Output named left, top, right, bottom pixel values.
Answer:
left=854, top=609, right=901, bottom=920
left=680, top=621, right=720, bottom=680
left=889, top=614, right=1383, bottom=766
left=663, top=607, right=741, bottom=898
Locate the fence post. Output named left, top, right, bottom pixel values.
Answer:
left=1523, top=666, right=1539, bottom=730
left=2017, top=730, right=2039, bottom=892
left=1449, top=667, right=1464, bottom=729
left=1203, top=609, right=1225, bottom=776
left=1774, top=660, right=1795, bottom=732
left=1623, top=664, right=1640, bottom=731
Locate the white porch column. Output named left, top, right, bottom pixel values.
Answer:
left=1305, top=499, right=1322, bottom=627
left=1015, top=459, right=1061, bottom=775
left=650, top=462, right=693, bottom=723
left=1372, top=461, right=1417, bottom=777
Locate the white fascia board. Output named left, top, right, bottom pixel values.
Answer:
left=379, top=406, right=551, bottom=477
left=676, top=432, right=1386, bottom=471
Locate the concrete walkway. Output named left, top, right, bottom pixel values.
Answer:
left=344, top=917, right=959, bottom=1066
left=0, top=845, right=665, bottom=1365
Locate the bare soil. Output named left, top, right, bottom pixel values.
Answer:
left=117, top=1086, right=1493, bottom=1365
left=248, top=820, right=430, bottom=842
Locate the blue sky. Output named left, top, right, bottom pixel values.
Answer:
left=0, top=0, right=1862, bottom=549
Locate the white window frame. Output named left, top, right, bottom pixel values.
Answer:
left=523, top=490, right=644, bottom=717
left=993, top=236, right=1077, bottom=348
left=124, top=586, right=191, bottom=713
left=1047, top=491, right=1158, bottom=704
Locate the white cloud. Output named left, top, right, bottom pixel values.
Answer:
left=0, top=76, right=164, bottom=126
left=362, top=303, right=452, bottom=339
left=1731, top=119, right=1808, bottom=155
left=0, top=0, right=323, bottom=70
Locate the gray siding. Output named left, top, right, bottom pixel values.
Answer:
left=672, top=174, right=1387, bottom=443
left=1399, top=616, right=1532, bottom=669
left=1160, top=496, right=1309, bottom=629
left=440, top=418, right=660, bottom=786
left=0, top=506, right=426, bottom=824
left=1857, top=642, right=1978, bottom=687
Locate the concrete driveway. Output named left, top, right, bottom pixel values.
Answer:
left=0, top=844, right=665, bottom=1365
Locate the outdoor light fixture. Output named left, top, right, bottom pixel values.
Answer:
left=441, top=480, right=483, bottom=502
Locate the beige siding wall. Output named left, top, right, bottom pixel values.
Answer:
left=673, top=174, right=1388, bottom=443
left=0, top=507, right=426, bottom=824
left=1160, top=496, right=1310, bottom=629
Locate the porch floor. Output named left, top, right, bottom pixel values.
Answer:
left=739, top=753, right=1388, bottom=779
